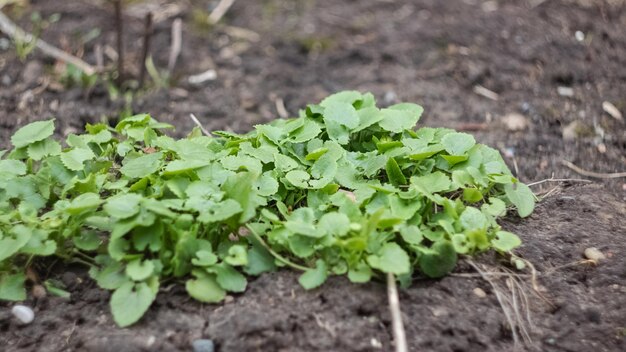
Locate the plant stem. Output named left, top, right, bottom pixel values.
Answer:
left=114, top=0, right=124, bottom=87
left=245, top=224, right=310, bottom=271
left=138, top=12, right=153, bottom=89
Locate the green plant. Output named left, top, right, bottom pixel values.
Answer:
left=0, top=91, right=534, bottom=327
left=12, top=11, right=60, bottom=61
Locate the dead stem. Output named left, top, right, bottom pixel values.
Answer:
left=562, top=160, right=626, bottom=179
left=0, top=11, right=96, bottom=74
left=387, top=273, right=408, bottom=352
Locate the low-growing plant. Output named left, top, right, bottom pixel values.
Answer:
left=0, top=91, right=535, bottom=327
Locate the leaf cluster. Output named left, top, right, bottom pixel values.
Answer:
left=0, top=91, right=535, bottom=326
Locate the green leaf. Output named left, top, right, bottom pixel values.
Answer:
left=459, top=207, right=487, bottom=231
left=73, top=230, right=102, bottom=251
left=110, top=280, right=158, bottom=327
left=0, top=273, right=26, bottom=301
left=378, top=103, right=423, bottom=133
left=285, top=170, right=311, bottom=188
left=298, top=259, right=328, bottom=290
left=186, top=273, right=226, bottom=303
left=418, top=241, right=457, bottom=278
left=244, top=243, right=276, bottom=275
left=11, top=119, right=55, bottom=148
left=224, top=245, right=248, bottom=266
left=27, top=138, right=62, bottom=160
left=385, top=157, right=407, bottom=186
left=463, top=188, right=483, bottom=203
left=61, top=147, right=95, bottom=171
left=368, top=242, right=410, bottom=275
left=89, top=260, right=128, bottom=290
left=492, top=231, right=522, bottom=252
left=104, top=193, right=143, bottom=219
left=66, top=192, right=102, bottom=215
left=318, top=212, right=351, bottom=237
left=441, top=132, right=475, bottom=155
left=412, top=171, right=451, bottom=193
left=323, top=101, right=360, bottom=129
left=214, top=264, right=247, bottom=292
left=348, top=262, right=372, bottom=283
left=126, top=259, right=155, bottom=281
left=192, top=250, right=218, bottom=267
left=120, top=152, right=163, bottom=178
left=504, top=183, right=535, bottom=218
left=0, top=225, right=32, bottom=261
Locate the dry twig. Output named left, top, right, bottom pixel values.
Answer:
left=209, top=0, right=236, bottom=24
left=167, top=18, right=182, bottom=73
left=562, top=160, right=626, bottom=179
left=527, top=177, right=592, bottom=187
left=114, top=0, right=124, bottom=86
left=189, top=114, right=212, bottom=137
left=138, top=12, right=153, bottom=88
left=0, top=10, right=96, bottom=75
left=387, top=273, right=408, bottom=352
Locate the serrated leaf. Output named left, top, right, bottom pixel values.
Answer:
left=459, top=207, right=488, bottom=231
left=441, top=132, right=476, bottom=156
left=104, top=193, right=143, bottom=219
left=368, top=242, right=410, bottom=275
left=0, top=225, right=32, bottom=261
left=378, top=103, right=423, bottom=133
left=11, top=119, right=55, bottom=148
left=504, top=183, right=535, bottom=218
left=120, top=152, right=163, bottom=178
left=0, top=273, right=26, bottom=301
left=61, top=147, right=95, bottom=171
left=27, top=138, right=62, bottom=160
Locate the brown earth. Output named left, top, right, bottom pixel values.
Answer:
left=1, top=0, right=625, bottom=351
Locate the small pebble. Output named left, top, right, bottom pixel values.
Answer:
left=32, top=284, right=47, bottom=299
left=575, top=31, right=585, bottom=42
left=584, top=247, right=606, bottom=263
left=597, top=143, right=606, bottom=153
left=602, top=101, right=623, bottom=121
left=557, top=86, right=574, bottom=97
left=473, top=287, right=487, bottom=298
left=370, top=337, right=383, bottom=348
left=192, top=339, right=215, bottom=352
left=11, top=305, right=35, bottom=325
left=501, top=113, right=529, bottom=131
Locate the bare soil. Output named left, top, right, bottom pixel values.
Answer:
left=1, top=0, right=625, bottom=351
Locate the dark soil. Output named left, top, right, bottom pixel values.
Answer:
left=1, top=0, right=625, bottom=351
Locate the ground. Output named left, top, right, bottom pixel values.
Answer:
left=0, top=0, right=625, bottom=351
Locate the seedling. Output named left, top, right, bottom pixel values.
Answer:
left=0, top=91, right=535, bottom=327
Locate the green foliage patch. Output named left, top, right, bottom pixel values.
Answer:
left=0, top=91, right=535, bottom=326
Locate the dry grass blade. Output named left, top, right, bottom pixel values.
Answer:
left=466, top=260, right=536, bottom=351
left=209, top=0, right=236, bottom=24
left=562, top=160, right=626, bottom=179
left=189, top=114, right=212, bottom=137
left=0, top=10, right=96, bottom=75
left=167, top=18, right=182, bottom=73
left=387, top=273, right=408, bottom=352
left=527, top=177, right=592, bottom=187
